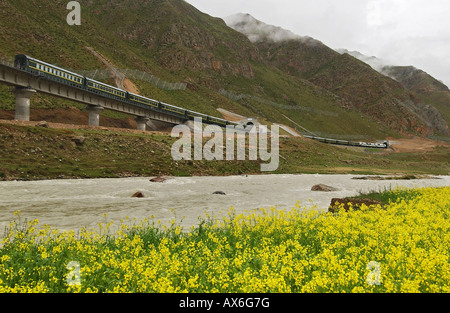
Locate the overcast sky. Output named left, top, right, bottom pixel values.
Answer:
left=185, top=0, right=450, bottom=87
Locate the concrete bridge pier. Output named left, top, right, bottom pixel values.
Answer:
left=87, top=105, right=104, bottom=127
left=14, top=87, right=36, bottom=121
left=136, top=116, right=150, bottom=131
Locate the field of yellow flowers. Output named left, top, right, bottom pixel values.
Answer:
left=0, top=186, right=449, bottom=293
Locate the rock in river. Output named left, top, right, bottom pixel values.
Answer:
left=132, top=191, right=145, bottom=198
left=311, top=184, right=339, bottom=192
left=150, top=176, right=169, bottom=183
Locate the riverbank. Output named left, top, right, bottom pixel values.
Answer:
left=1, top=122, right=449, bottom=181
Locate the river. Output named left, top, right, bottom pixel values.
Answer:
left=0, top=174, right=449, bottom=236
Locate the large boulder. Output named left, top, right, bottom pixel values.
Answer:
left=311, top=184, right=338, bottom=192
left=213, top=191, right=226, bottom=195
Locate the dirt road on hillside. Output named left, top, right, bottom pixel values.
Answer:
left=388, top=137, right=450, bottom=153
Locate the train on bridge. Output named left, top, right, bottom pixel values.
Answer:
left=14, top=54, right=234, bottom=128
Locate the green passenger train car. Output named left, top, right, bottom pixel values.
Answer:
left=14, top=54, right=236, bottom=128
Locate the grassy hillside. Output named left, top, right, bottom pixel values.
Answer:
left=1, top=122, right=448, bottom=181
left=0, top=0, right=440, bottom=140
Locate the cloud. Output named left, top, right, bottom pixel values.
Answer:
left=224, top=13, right=303, bottom=43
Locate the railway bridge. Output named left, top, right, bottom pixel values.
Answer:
left=0, top=59, right=389, bottom=149
left=0, top=61, right=229, bottom=131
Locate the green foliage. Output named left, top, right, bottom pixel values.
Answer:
left=0, top=123, right=448, bottom=181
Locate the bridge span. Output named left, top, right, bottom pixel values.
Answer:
left=0, top=60, right=234, bottom=131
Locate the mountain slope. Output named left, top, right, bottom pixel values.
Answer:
left=0, top=0, right=392, bottom=139
left=226, top=13, right=449, bottom=137
left=0, top=1, right=447, bottom=139
left=381, top=66, right=450, bottom=133
left=337, top=49, right=450, bottom=135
